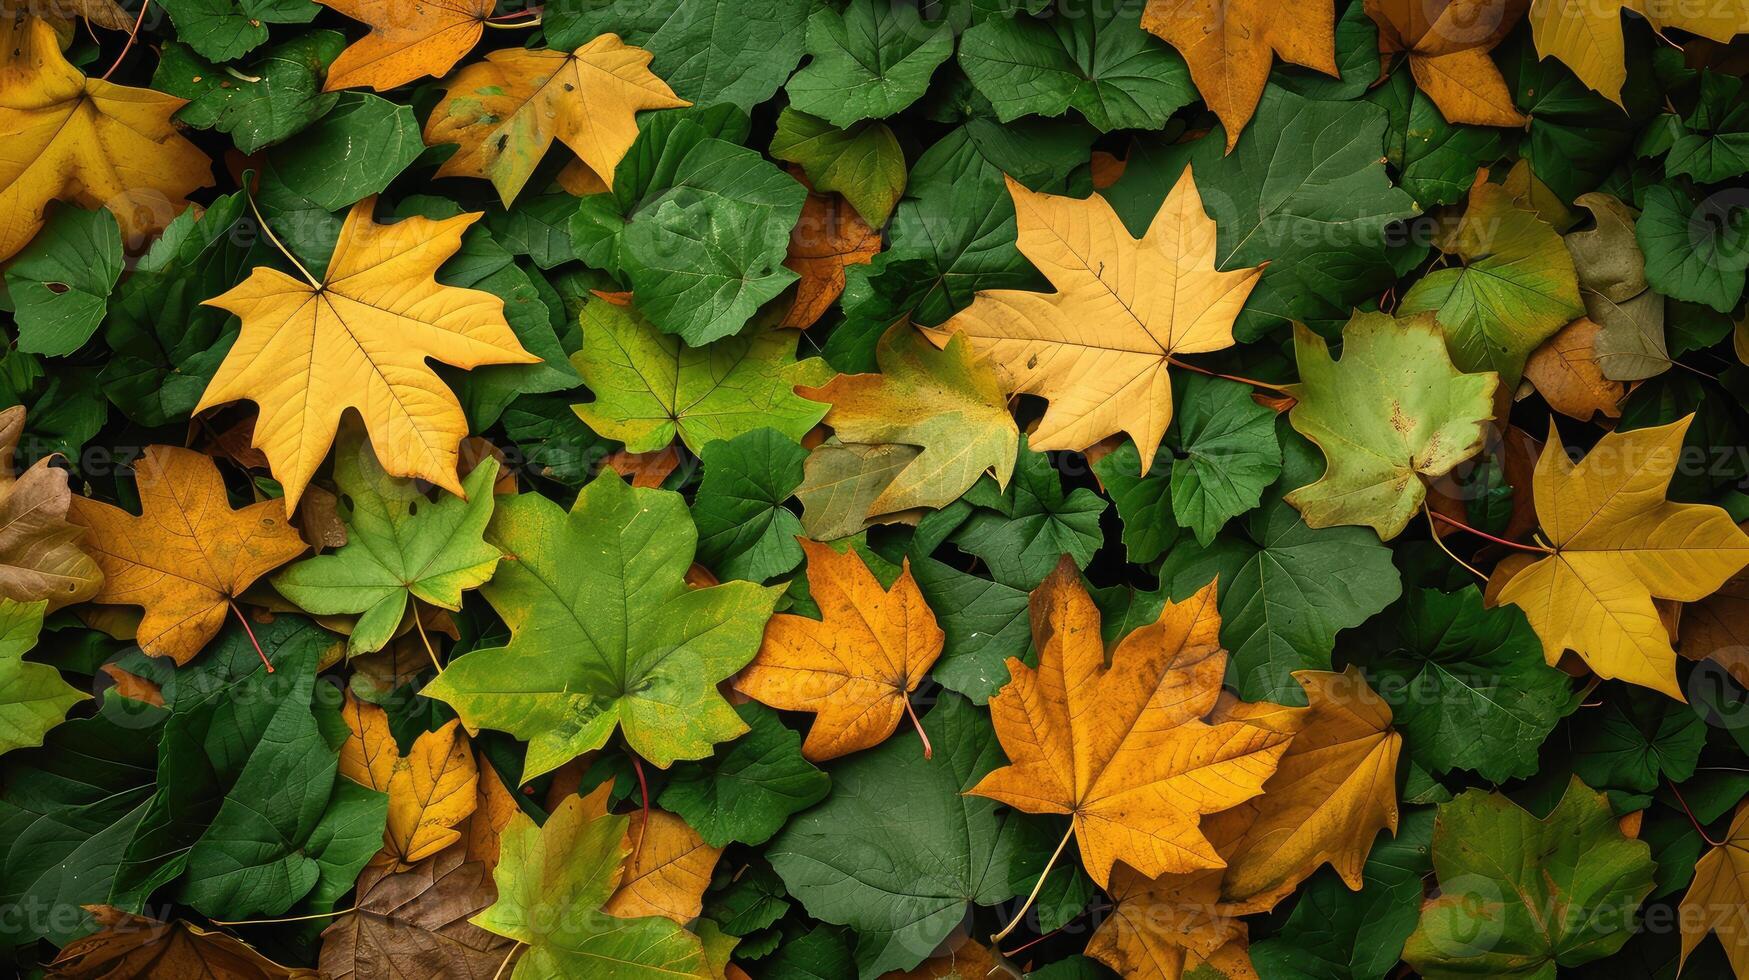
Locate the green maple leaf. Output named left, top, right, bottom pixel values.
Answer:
left=1404, top=778, right=1655, bottom=979
left=957, top=0, right=1194, bottom=132
left=784, top=0, right=953, bottom=128
left=909, top=555, right=1029, bottom=703
left=1286, top=312, right=1498, bottom=540
left=769, top=108, right=907, bottom=227
left=1161, top=426, right=1401, bottom=703
left=272, top=435, right=502, bottom=657
left=692, top=428, right=809, bottom=584
left=424, top=474, right=783, bottom=779
left=571, top=301, right=831, bottom=455
left=5, top=206, right=122, bottom=357
left=0, top=599, right=86, bottom=757
left=1400, top=180, right=1584, bottom=385
left=658, top=701, right=829, bottom=848
left=766, top=694, right=1044, bottom=978
left=1354, top=588, right=1580, bottom=783
left=1665, top=73, right=1749, bottom=184
left=1092, top=373, right=1282, bottom=555
left=951, top=438, right=1105, bottom=591
left=475, top=791, right=714, bottom=979
left=153, top=31, right=345, bottom=154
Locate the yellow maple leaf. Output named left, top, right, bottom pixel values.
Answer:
left=1365, top=0, right=1529, bottom=127
left=604, top=809, right=723, bottom=924
left=733, top=539, right=944, bottom=761
left=1140, top=0, right=1337, bottom=149
left=1530, top=0, right=1749, bottom=105
left=197, top=197, right=539, bottom=510
left=0, top=16, right=211, bottom=261
left=425, top=33, right=688, bottom=206
left=1493, top=417, right=1749, bottom=698
left=339, top=694, right=479, bottom=868
left=968, top=559, right=1293, bottom=888
left=1680, top=800, right=1749, bottom=977
left=924, top=168, right=1263, bottom=474
left=67, top=446, right=308, bottom=665
left=319, top=0, right=496, bottom=92
left=1213, top=667, right=1402, bottom=909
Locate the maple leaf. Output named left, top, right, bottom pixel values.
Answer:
left=1400, top=176, right=1584, bottom=387
left=0, top=17, right=212, bottom=262
left=1365, top=0, right=1530, bottom=127
left=1680, top=801, right=1749, bottom=977
left=779, top=186, right=882, bottom=330
left=49, top=906, right=311, bottom=979
left=1285, top=312, right=1498, bottom=540
left=733, top=539, right=945, bottom=762
left=197, top=197, right=539, bottom=511
left=604, top=809, right=723, bottom=923
left=1214, top=667, right=1403, bottom=909
left=1493, top=417, right=1749, bottom=698
left=318, top=0, right=495, bottom=92
left=67, top=446, right=308, bottom=665
left=339, top=694, right=478, bottom=868
left=272, top=431, right=503, bottom=656
left=0, top=406, right=101, bottom=611
left=426, top=33, right=689, bottom=206
left=424, top=473, right=782, bottom=779
left=925, top=168, right=1263, bottom=472
left=799, top=324, right=1019, bottom=518
left=1530, top=0, right=1749, bottom=105
left=318, top=845, right=513, bottom=980
left=472, top=786, right=715, bottom=978
left=571, top=300, right=832, bottom=456
left=968, top=559, right=1293, bottom=887
left=1139, top=0, right=1338, bottom=149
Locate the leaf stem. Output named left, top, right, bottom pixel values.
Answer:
left=246, top=191, right=321, bottom=289
left=412, top=608, right=442, bottom=673
left=99, top=0, right=150, bottom=81
left=1668, top=779, right=1725, bottom=847
left=1165, top=355, right=1292, bottom=394
left=491, top=940, right=523, bottom=980
left=903, top=692, right=933, bottom=760
left=229, top=599, right=273, bottom=674
left=630, top=751, right=650, bottom=865
left=1426, top=509, right=1552, bottom=554
left=992, top=822, right=1074, bottom=943
left=1423, top=502, right=1486, bottom=583
left=483, top=11, right=541, bottom=27
left=209, top=904, right=355, bottom=926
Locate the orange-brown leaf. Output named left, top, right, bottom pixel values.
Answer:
left=779, top=189, right=881, bottom=329
left=733, top=539, right=943, bottom=761
left=51, top=906, right=312, bottom=979
left=968, top=559, right=1294, bottom=888
left=0, top=406, right=101, bottom=610
left=319, top=0, right=496, bottom=92
left=604, top=809, right=722, bottom=923
left=67, top=446, right=307, bottom=664
left=1365, top=0, right=1529, bottom=126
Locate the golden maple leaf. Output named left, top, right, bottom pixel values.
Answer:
left=1213, top=667, right=1402, bottom=909
left=1530, top=0, right=1749, bottom=105
left=1365, top=0, right=1530, bottom=127
left=0, top=16, right=211, bottom=261
left=339, top=694, right=479, bottom=868
left=1493, top=417, right=1749, bottom=698
left=924, top=168, right=1263, bottom=474
left=1140, top=0, right=1337, bottom=149
left=1679, top=800, right=1749, bottom=977
left=604, top=809, right=723, bottom=924
left=425, top=33, right=688, bottom=206
left=197, top=197, right=539, bottom=510
left=968, top=559, right=1293, bottom=887
left=319, top=0, right=496, bottom=92
left=67, top=446, right=309, bottom=665
left=733, top=539, right=944, bottom=761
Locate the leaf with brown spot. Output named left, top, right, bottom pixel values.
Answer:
left=968, top=560, right=1293, bottom=888
left=733, top=539, right=943, bottom=761
left=67, top=446, right=307, bottom=665
left=604, top=809, right=723, bottom=924
left=50, top=906, right=313, bottom=979
left=0, top=406, right=101, bottom=611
